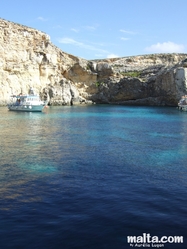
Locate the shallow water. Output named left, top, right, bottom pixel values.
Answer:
left=0, top=105, right=187, bottom=248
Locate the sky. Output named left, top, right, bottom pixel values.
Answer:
left=1, top=0, right=187, bottom=60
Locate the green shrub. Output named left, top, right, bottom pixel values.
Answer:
left=86, top=65, right=91, bottom=70
left=121, top=71, right=141, bottom=77
left=95, top=82, right=104, bottom=87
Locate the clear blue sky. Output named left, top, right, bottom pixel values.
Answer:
left=1, top=0, right=187, bottom=60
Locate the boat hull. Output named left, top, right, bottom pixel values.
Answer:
left=8, top=104, right=44, bottom=112
left=178, top=95, right=187, bottom=111
left=178, top=106, right=187, bottom=111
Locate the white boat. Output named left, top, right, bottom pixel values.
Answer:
left=178, top=95, right=187, bottom=111
left=8, top=88, right=46, bottom=112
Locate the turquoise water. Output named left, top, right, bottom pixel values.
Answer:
left=0, top=105, right=187, bottom=248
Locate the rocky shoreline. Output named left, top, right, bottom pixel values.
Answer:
left=0, top=18, right=187, bottom=106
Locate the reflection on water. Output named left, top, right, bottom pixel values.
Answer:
left=0, top=106, right=187, bottom=248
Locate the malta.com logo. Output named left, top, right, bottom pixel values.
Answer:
left=127, top=233, right=183, bottom=247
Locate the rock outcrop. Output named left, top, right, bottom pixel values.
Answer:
left=88, top=55, right=187, bottom=106
left=0, top=18, right=187, bottom=106
left=0, top=18, right=93, bottom=106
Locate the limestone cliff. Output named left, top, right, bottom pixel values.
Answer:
left=89, top=55, right=187, bottom=106
left=0, top=18, right=187, bottom=106
left=0, top=18, right=92, bottom=106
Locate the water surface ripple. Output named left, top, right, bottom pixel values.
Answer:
left=0, top=105, right=187, bottom=248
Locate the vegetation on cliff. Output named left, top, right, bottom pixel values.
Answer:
left=0, top=18, right=187, bottom=106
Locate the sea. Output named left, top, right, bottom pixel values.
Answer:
left=0, top=105, right=187, bottom=249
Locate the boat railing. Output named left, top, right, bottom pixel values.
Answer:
left=178, top=95, right=187, bottom=105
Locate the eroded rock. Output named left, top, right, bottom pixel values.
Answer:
left=1, top=18, right=187, bottom=107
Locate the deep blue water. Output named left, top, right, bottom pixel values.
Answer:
left=0, top=105, right=187, bottom=249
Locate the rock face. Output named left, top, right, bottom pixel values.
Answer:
left=0, top=18, right=187, bottom=106
left=89, top=55, right=187, bottom=106
left=0, top=18, right=93, bottom=106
